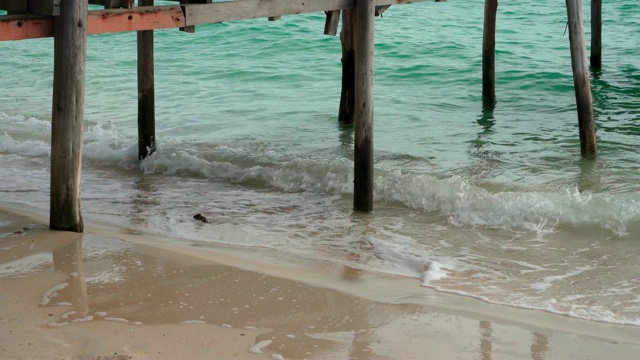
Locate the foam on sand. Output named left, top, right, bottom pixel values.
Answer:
left=39, top=282, right=69, bottom=306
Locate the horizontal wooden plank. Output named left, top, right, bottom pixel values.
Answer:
left=0, top=15, right=51, bottom=40
left=184, top=0, right=436, bottom=26
left=184, top=0, right=350, bottom=25
left=0, top=6, right=184, bottom=41
left=88, top=6, right=184, bottom=34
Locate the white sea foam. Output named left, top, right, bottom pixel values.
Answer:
left=248, top=340, right=272, bottom=354
left=104, top=317, right=141, bottom=325
left=1, top=113, right=51, bottom=130
left=4, top=123, right=639, bottom=238
left=0, top=253, right=52, bottom=278
left=421, top=262, right=449, bottom=284
left=2, top=113, right=640, bottom=328
left=71, top=316, right=94, bottom=323
left=180, top=320, right=206, bottom=325
left=60, top=311, right=76, bottom=320
left=0, top=134, right=50, bottom=158
left=40, top=283, right=69, bottom=306
left=48, top=322, right=69, bottom=328
left=422, top=281, right=640, bottom=326
left=84, top=266, right=125, bottom=284
left=305, top=331, right=355, bottom=344
left=530, top=266, right=594, bottom=292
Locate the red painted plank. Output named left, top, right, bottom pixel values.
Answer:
left=0, top=6, right=184, bottom=41
left=88, top=6, right=184, bottom=35
left=0, top=16, right=52, bottom=41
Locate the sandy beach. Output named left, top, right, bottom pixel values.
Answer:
left=1, top=207, right=640, bottom=360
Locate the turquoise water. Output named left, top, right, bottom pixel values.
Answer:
left=1, top=0, right=639, bottom=325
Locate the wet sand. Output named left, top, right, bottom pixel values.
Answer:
left=1, top=208, right=640, bottom=360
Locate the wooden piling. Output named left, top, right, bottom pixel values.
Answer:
left=339, top=8, right=356, bottom=124
left=137, top=0, right=156, bottom=160
left=590, top=0, right=602, bottom=69
left=566, top=0, right=597, bottom=157
left=353, top=0, right=374, bottom=212
left=324, top=10, right=340, bottom=36
left=0, top=0, right=27, bottom=15
left=50, top=0, right=88, bottom=232
left=482, top=0, right=498, bottom=103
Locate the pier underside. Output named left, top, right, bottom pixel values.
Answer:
left=0, top=0, right=441, bottom=41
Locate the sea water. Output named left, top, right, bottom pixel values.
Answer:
left=1, top=0, right=639, bottom=325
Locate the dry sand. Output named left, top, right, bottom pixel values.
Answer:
left=1, top=208, right=640, bottom=360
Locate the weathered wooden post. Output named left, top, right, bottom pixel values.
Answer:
left=566, top=0, right=597, bottom=157
left=353, top=0, right=374, bottom=211
left=590, top=0, right=602, bottom=69
left=339, top=8, right=356, bottom=124
left=50, top=0, right=88, bottom=232
left=482, top=0, right=498, bottom=103
left=137, top=0, right=156, bottom=159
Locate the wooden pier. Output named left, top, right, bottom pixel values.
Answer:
left=1, top=0, right=602, bottom=232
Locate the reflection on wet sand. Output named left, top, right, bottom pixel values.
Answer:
left=129, top=175, right=161, bottom=231
left=1, top=215, right=638, bottom=359
left=530, top=332, right=549, bottom=360
left=52, top=238, right=89, bottom=321
left=478, top=320, right=550, bottom=360
left=480, top=320, right=492, bottom=360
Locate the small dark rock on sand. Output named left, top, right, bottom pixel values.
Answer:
left=193, top=214, right=208, bottom=223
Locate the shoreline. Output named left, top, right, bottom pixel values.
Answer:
left=2, top=205, right=640, bottom=359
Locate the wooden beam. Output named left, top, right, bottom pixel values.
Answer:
left=565, top=0, right=597, bottom=157
left=0, top=6, right=185, bottom=41
left=0, top=15, right=53, bottom=41
left=184, top=0, right=348, bottom=25
left=89, top=0, right=135, bottom=9
left=183, top=0, right=436, bottom=26
left=0, top=0, right=444, bottom=41
left=482, top=0, right=497, bottom=103
left=353, top=0, right=375, bottom=212
left=178, top=0, right=211, bottom=32
left=590, top=0, right=602, bottom=69
left=375, top=5, right=390, bottom=16
left=28, top=0, right=60, bottom=16
left=137, top=0, right=156, bottom=160
left=339, top=8, right=355, bottom=124
left=0, top=0, right=27, bottom=15
left=89, top=6, right=184, bottom=34
left=324, top=10, right=340, bottom=36
left=50, top=0, right=88, bottom=232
